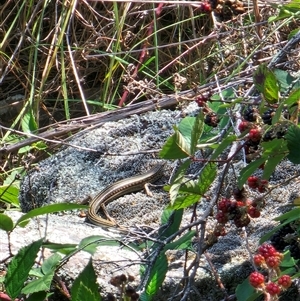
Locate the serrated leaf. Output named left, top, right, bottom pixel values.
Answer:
left=0, top=213, right=14, bottom=232
left=169, top=163, right=216, bottom=209
left=41, top=253, right=62, bottom=275
left=253, top=64, right=280, bottom=103
left=285, top=125, right=300, bottom=163
left=71, top=258, right=99, bottom=301
left=159, top=132, right=189, bottom=159
left=15, top=203, right=88, bottom=227
left=5, top=238, right=43, bottom=299
left=238, top=157, right=266, bottom=189
left=145, top=254, right=168, bottom=297
left=21, top=272, right=54, bottom=295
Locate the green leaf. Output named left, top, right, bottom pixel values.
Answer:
left=285, top=88, right=300, bottom=106
left=159, top=208, right=183, bottom=239
left=236, top=278, right=262, bottom=301
left=238, top=157, right=266, bottom=189
left=190, top=112, right=204, bottom=154
left=274, top=69, right=298, bottom=92
left=210, top=135, right=236, bottom=160
left=71, top=258, right=100, bottom=301
left=210, top=87, right=235, bottom=101
left=5, top=238, right=43, bottom=299
left=26, top=291, right=49, bottom=301
left=285, top=125, right=300, bottom=163
left=169, top=160, right=191, bottom=204
left=15, top=203, right=89, bottom=227
left=253, top=64, right=280, bottom=104
left=281, top=251, right=296, bottom=268
left=0, top=185, right=20, bottom=207
left=169, top=194, right=200, bottom=210
left=169, top=163, right=216, bottom=209
left=159, top=132, right=189, bottom=159
left=145, top=254, right=168, bottom=297
left=0, top=213, right=14, bottom=232
left=42, top=242, right=77, bottom=255
left=21, top=109, right=38, bottom=133
left=41, top=253, right=62, bottom=275
left=261, top=139, right=288, bottom=180
left=21, top=272, right=54, bottom=295
left=164, top=231, right=195, bottom=251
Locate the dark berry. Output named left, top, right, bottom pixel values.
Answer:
left=234, top=214, right=250, bottom=227
left=262, top=109, right=275, bottom=125
left=204, top=112, right=219, bottom=127
left=233, top=187, right=245, bottom=200
left=243, top=106, right=257, bottom=122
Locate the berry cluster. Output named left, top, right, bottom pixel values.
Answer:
left=194, top=93, right=220, bottom=127
left=213, top=189, right=264, bottom=237
left=249, top=244, right=292, bottom=297
left=247, top=176, right=268, bottom=193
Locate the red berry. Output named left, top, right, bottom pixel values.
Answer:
left=195, top=95, right=208, bottom=107
left=249, top=128, right=262, bottom=142
left=266, top=282, right=281, bottom=296
left=236, top=201, right=245, bottom=207
left=253, top=254, right=265, bottom=266
left=248, top=176, right=259, bottom=189
left=247, top=206, right=261, bottom=218
left=238, top=121, right=250, bottom=132
left=249, top=272, right=265, bottom=288
left=266, top=255, right=281, bottom=268
left=278, top=275, right=292, bottom=288
left=258, top=244, right=277, bottom=259
left=200, top=2, right=211, bottom=13
left=217, top=198, right=231, bottom=213
left=216, top=211, right=229, bottom=224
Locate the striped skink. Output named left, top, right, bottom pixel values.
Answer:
left=87, top=163, right=165, bottom=231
